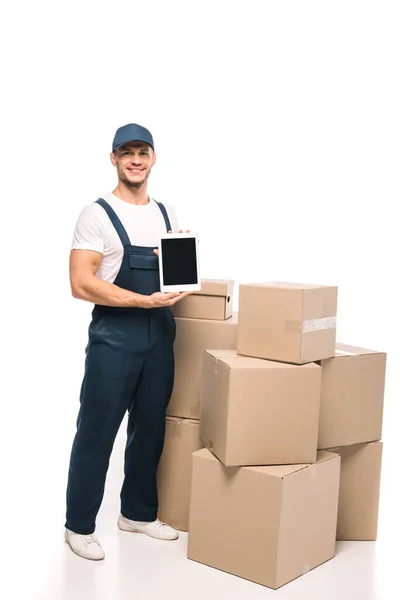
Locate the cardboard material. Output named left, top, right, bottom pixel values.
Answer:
left=200, top=349, right=321, bottom=466
left=172, top=279, right=234, bottom=320
left=188, top=448, right=340, bottom=589
left=167, top=315, right=238, bottom=419
left=237, top=282, right=338, bottom=364
left=318, top=344, right=386, bottom=449
left=157, top=417, right=204, bottom=532
left=328, top=442, right=383, bottom=540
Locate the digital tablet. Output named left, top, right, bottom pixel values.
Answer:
left=158, top=232, right=201, bottom=292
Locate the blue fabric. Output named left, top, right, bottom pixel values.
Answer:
left=65, top=199, right=175, bottom=535
left=112, top=123, right=154, bottom=152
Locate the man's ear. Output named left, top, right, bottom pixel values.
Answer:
left=152, top=151, right=157, bottom=166
left=110, top=152, right=116, bottom=166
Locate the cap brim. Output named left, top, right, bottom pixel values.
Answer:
left=113, top=138, right=154, bottom=151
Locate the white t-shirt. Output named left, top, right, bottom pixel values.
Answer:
left=71, top=192, right=178, bottom=283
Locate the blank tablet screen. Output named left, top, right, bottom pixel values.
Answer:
left=161, top=237, right=198, bottom=285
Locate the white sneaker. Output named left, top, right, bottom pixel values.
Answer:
left=117, top=515, right=179, bottom=540
left=65, top=529, right=105, bottom=560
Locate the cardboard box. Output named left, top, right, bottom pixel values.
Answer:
left=328, top=442, right=383, bottom=540
left=188, top=448, right=340, bottom=590
left=237, top=282, right=338, bottom=364
left=200, top=349, right=321, bottom=466
left=318, top=344, right=386, bottom=449
left=157, top=417, right=204, bottom=532
left=167, top=315, right=238, bottom=419
left=172, top=279, right=234, bottom=320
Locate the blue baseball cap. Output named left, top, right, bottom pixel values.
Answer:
left=112, top=123, right=154, bottom=152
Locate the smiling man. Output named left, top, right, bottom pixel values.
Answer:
left=64, top=123, right=191, bottom=561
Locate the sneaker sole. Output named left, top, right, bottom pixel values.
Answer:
left=64, top=532, right=105, bottom=561
left=117, top=517, right=179, bottom=541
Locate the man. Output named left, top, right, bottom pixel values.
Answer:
left=64, top=123, right=191, bottom=560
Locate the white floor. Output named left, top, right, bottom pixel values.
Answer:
left=28, top=529, right=393, bottom=600
left=3, top=374, right=398, bottom=600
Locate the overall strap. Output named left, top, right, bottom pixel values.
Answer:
left=95, top=198, right=131, bottom=247
left=155, top=201, right=172, bottom=232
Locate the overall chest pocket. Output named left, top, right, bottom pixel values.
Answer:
left=129, top=253, right=159, bottom=270
left=127, top=246, right=160, bottom=295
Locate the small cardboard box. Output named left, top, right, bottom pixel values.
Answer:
left=157, top=417, right=204, bottom=532
left=318, top=344, right=386, bottom=449
left=238, top=282, right=338, bottom=364
left=167, top=315, right=238, bottom=419
left=328, top=441, right=383, bottom=540
left=200, top=349, right=321, bottom=466
left=172, top=279, right=234, bottom=320
left=188, top=448, right=340, bottom=590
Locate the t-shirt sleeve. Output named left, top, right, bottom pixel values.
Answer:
left=71, top=204, right=104, bottom=253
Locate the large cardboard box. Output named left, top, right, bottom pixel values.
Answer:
left=328, top=442, right=383, bottom=540
left=237, top=282, right=337, bottom=364
left=167, top=315, right=238, bottom=419
left=157, top=417, right=204, bottom=532
left=318, top=344, right=386, bottom=449
left=200, top=349, right=321, bottom=466
left=188, top=448, right=340, bottom=590
left=172, top=279, right=234, bottom=320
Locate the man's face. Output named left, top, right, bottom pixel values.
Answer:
left=111, top=142, right=156, bottom=188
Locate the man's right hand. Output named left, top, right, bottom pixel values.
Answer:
left=147, top=291, right=193, bottom=308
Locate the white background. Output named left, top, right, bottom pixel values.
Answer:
left=1, top=1, right=399, bottom=598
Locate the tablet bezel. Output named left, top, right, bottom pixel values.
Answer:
left=158, top=232, right=201, bottom=292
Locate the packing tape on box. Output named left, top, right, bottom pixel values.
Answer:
left=284, top=316, right=336, bottom=334
left=302, top=317, right=336, bottom=333
left=285, top=321, right=303, bottom=333
left=302, top=564, right=311, bottom=575
left=171, top=420, right=183, bottom=438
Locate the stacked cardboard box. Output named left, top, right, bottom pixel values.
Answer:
left=157, top=417, right=203, bottom=531
left=189, top=448, right=340, bottom=589
left=187, top=282, right=386, bottom=589
left=199, top=349, right=321, bottom=465
left=156, top=280, right=237, bottom=532
left=318, top=343, right=386, bottom=541
left=172, top=279, right=234, bottom=321
left=237, top=282, right=338, bottom=364
left=326, top=441, right=383, bottom=541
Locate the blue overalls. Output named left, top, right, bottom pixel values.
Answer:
left=65, top=198, right=176, bottom=535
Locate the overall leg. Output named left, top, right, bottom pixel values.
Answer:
left=65, top=344, right=144, bottom=534
left=120, top=310, right=175, bottom=521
